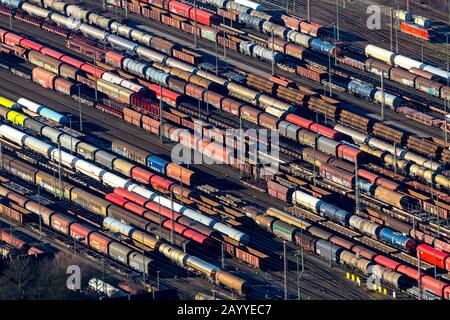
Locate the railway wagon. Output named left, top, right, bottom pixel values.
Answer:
left=400, top=22, right=431, bottom=41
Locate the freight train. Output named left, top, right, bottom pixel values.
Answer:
left=394, top=9, right=433, bottom=41
left=7, top=0, right=441, bottom=117
left=365, top=56, right=448, bottom=100
left=6, top=0, right=447, bottom=109
left=290, top=190, right=416, bottom=251
left=0, top=183, right=156, bottom=274
left=347, top=80, right=403, bottom=109
left=0, top=96, right=68, bottom=124
left=249, top=205, right=450, bottom=299
left=365, top=44, right=449, bottom=85
left=0, top=0, right=450, bottom=298
left=101, top=215, right=247, bottom=293
left=0, top=123, right=250, bottom=243
left=0, top=97, right=196, bottom=188
left=17, top=97, right=68, bottom=124
left=3, top=19, right=449, bottom=193
left=3, top=0, right=450, bottom=199
left=1, top=153, right=212, bottom=253
left=22, top=0, right=338, bottom=60
left=0, top=178, right=249, bottom=294
left=5, top=21, right=450, bottom=195
left=194, top=0, right=330, bottom=50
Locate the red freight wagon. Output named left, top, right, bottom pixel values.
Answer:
left=308, top=123, right=340, bottom=139
left=124, top=202, right=148, bottom=216
left=373, top=255, right=401, bottom=271
left=0, top=230, right=27, bottom=249
left=420, top=275, right=449, bottom=298
left=281, top=15, right=302, bottom=30
left=297, top=65, right=325, bottom=82
left=95, top=101, right=124, bottom=118
left=131, top=167, right=155, bottom=184
left=40, top=47, right=64, bottom=60
left=105, top=51, right=126, bottom=68
left=168, top=1, right=191, bottom=18
left=20, top=39, right=44, bottom=52
left=142, top=115, right=160, bottom=134
left=182, top=228, right=210, bottom=246
left=0, top=29, right=8, bottom=42
left=162, top=219, right=187, bottom=234
left=105, top=193, right=129, bottom=207
left=319, top=164, right=354, bottom=188
left=146, top=201, right=181, bottom=220
left=329, top=235, right=356, bottom=250
left=88, top=232, right=112, bottom=254
left=4, top=33, right=23, bottom=46
left=189, top=8, right=215, bottom=26
left=417, top=244, right=450, bottom=270
left=0, top=204, right=24, bottom=223
left=357, top=169, right=379, bottom=183
left=147, top=84, right=181, bottom=107
left=50, top=214, right=75, bottom=235
left=396, top=265, right=419, bottom=280
left=114, top=188, right=149, bottom=207
left=300, top=21, right=322, bottom=37
left=400, top=22, right=431, bottom=41
left=54, top=78, right=74, bottom=95
left=123, top=107, right=142, bottom=127
left=235, top=246, right=265, bottom=269
left=295, top=232, right=316, bottom=251
left=161, top=14, right=182, bottom=29
left=422, top=201, right=450, bottom=220
left=131, top=94, right=160, bottom=116
left=70, top=223, right=95, bottom=244
left=80, top=63, right=105, bottom=78
left=172, top=48, right=201, bottom=65
left=376, top=178, right=399, bottom=191
left=125, top=1, right=143, bottom=14
left=142, top=6, right=162, bottom=21
left=285, top=113, right=314, bottom=129
left=217, top=8, right=238, bottom=21
left=150, top=175, right=174, bottom=190
left=337, top=145, right=363, bottom=163
left=60, top=55, right=84, bottom=69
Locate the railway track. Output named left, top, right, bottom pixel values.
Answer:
left=0, top=55, right=408, bottom=299
left=265, top=0, right=449, bottom=69
left=0, top=61, right=446, bottom=293
left=0, top=3, right=446, bottom=298
left=0, top=65, right=381, bottom=299
left=92, top=2, right=450, bottom=142
left=0, top=5, right=447, bottom=155
left=0, top=165, right=250, bottom=300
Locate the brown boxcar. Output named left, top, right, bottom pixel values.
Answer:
left=185, top=83, right=206, bottom=100
left=32, top=67, right=55, bottom=89
left=390, top=67, right=417, bottom=87
left=50, top=213, right=75, bottom=235
left=70, top=188, right=111, bottom=216
left=54, top=77, right=73, bottom=95
left=123, top=107, right=142, bottom=127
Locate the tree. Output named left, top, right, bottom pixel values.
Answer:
left=0, top=256, right=37, bottom=299
left=0, top=251, right=96, bottom=300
